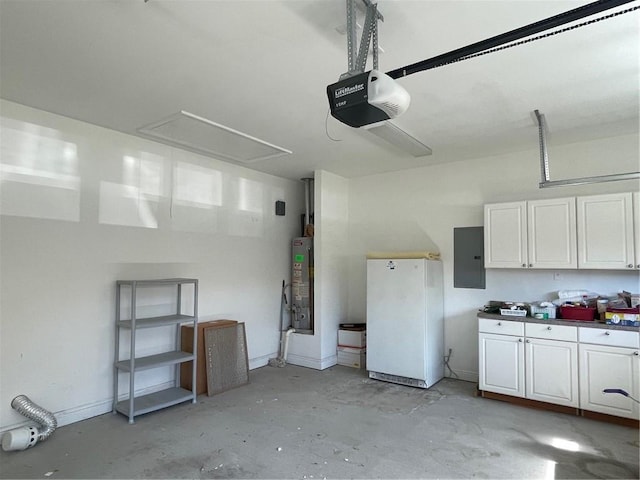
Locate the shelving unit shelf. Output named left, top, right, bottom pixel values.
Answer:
left=113, top=278, right=198, bottom=424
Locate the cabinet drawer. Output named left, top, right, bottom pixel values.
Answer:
left=478, top=318, right=524, bottom=336
left=578, top=327, right=639, bottom=348
left=525, top=323, right=577, bottom=342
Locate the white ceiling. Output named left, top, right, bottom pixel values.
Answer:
left=1, top=0, right=638, bottom=180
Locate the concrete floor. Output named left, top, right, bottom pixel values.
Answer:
left=1, top=365, right=638, bottom=479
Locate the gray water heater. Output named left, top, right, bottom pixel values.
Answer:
left=291, top=237, right=313, bottom=334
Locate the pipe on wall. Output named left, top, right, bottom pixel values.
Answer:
left=2, top=395, right=57, bottom=451
left=282, top=328, right=296, bottom=363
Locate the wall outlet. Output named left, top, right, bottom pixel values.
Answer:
left=553, top=272, right=562, bottom=280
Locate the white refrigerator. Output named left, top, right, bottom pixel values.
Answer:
left=366, top=258, right=444, bottom=388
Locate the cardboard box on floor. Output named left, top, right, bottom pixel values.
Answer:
left=338, top=330, right=366, bottom=348
left=337, top=346, right=366, bottom=369
left=180, top=320, right=238, bottom=395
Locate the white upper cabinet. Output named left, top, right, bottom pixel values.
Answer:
left=527, top=198, right=577, bottom=269
left=577, top=193, right=635, bottom=269
left=486, top=192, right=638, bottom=270
left=484, top=198, right=577, bottom=269
left=484, top=202, right=527, bottom=268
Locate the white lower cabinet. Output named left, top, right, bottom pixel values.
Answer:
left=479, top=319, right=640, bottom=420
left=478, top=318, right=525, bottom=397
left=524, top=323, right=578, bottom=407
left=479, top=332, right=525, bottom=397
left=525, top=338, right=578, bottom=407
left=578, top=327, right=640, bottom=420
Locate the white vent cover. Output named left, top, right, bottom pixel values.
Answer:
left=364, top=121, right=432, bottom=157
left=138, top=111, right=292, bottom=163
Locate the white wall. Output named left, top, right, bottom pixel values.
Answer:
left=315, top=171, right=349, bottom=366
left=287, top=170, right=349, bottom=370
left=347, top=133, right=640, bottom=381
left=2, top=99, right=637, bottom=431
left=0, top=100, right=304, bottom=430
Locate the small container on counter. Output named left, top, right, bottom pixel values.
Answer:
left=530, top=303, right=557, bottom=319
left=559, top=304, right=597, bottom=321
left=597, top=299, right=609, bottom=321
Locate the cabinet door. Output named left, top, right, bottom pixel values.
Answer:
left=484, top=202, right=527, bottom=268
left=479, top=333, right=525, bottom=397
left=525, top=338, right=578, bottom=407
left=527, top=198, right=577, bottom=269
left=579, top=344, right=639, bottom=420
left=577, top=193, right=634, bottom=269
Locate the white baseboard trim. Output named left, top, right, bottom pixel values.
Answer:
left=285, top=353, right=323, bottom=370
left=1, top=352, right=282, bottom=433
left=319, top=354, right=338, bottom=370
left=1, top=399, right=110, bottom=434
left=284, top=353, right=338, bottom=370
left=249, top=353, right=272, bottom=370
left=1, top=380, right=175, bottom=434
left=0, top=352, right=379, bottom=433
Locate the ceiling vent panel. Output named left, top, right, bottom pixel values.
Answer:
left=138, top=111, right=292, bottom=163
left=364, top=121, right=432, bottom=157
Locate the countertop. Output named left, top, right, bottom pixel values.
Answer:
left=477, top=311, right=640, bottom=332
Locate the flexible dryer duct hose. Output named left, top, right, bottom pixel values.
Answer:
left=1, top=395, right=57, bottom=451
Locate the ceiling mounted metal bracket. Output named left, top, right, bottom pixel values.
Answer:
left=534, top=109, right=640, bottom=188
left=354, top=2, right=378, bottom=72
left=341, top=0, right=383, bottom=79
left=535, top=110, right=551, bottom=184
